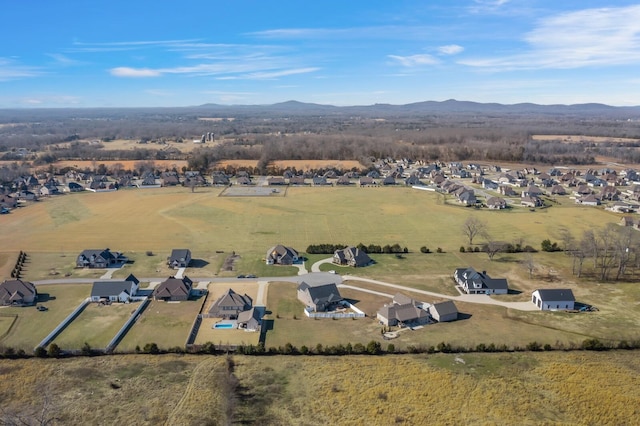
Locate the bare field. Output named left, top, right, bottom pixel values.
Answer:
left=1, top=352, right=638, bottom=425
left=532, top=134, right=640, bottom=144
left=45, top=159, right=189, bottom=172
left=217, top=159, right=365, bottom=171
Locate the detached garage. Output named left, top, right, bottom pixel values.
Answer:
left=532, top=289, right=575, bottom=311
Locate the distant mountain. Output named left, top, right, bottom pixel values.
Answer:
left=194, top=99, right=640, bottom=117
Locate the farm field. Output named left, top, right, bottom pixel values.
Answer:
left=2, top=185, right=640, bottom=351
left=0, top=185, right=622, bottom=279
left=0, top=284, right=90, bottom=351
left=531, top=134, right=640, bottom=144
left=0, top=351, right=638, bottom=425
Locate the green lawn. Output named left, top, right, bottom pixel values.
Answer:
left=0, top=284, right=91, bottom=351
left=52, top=302, right=140, bottom=350
left=117, top=299, right=205, bottom=352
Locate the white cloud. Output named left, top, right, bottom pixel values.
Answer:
left=438, top=45, right=464, bottom=55
left=388, top=54, right=439, bottom=67
left=110, top=67, right=161, bottom=77
left=461, top=5, right=640, bottom=70
left=0, top=58, right=41, bottom=81
left=242, top=67, right=319, bottom=80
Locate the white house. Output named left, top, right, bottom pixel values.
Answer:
left=531, top=289, right=575, bottom=311
left=90, top=274, right=140, bottom=303
left=454, top=267, right=508, bottom=295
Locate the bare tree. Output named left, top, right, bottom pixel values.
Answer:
left=462, top=216, right=486, bottom=246
left=482, top=232, right=503, bottom=261
left=523, top=253, right=536, bottom=279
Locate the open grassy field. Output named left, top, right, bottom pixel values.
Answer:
left=217, top=159, right=364, bottom=171
left=0, top=351, right=638, bottom=425
left=52, top=302, right=140, bottom=350
left=117, top=298, right=205, bottom=352
left=532, top=134, right=640, bottom=144
left=2, top=185, right=639, bottom=351
left=0, top=185, right=621, bottom=279
left=0, top=284, right=90, bottom=351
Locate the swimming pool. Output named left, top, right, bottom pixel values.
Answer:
left=214, top=323, right=234, bottom=329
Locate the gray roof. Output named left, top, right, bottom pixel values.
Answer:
left=91, top=279, right=137, bottom=298
left=0, top=279, right=36, bottom=302
left=209, top=288, right=252, bottom=314
left=431, top=300, right=458, bottom=317
left=169, top=249, right=191, bottom=262
left=534, top=289, right=575, bottom=302
left=455, top=267, right=508, bottom=291
left=298, top=282, right=342, bottom=305
left=153, top=276, right=193, bottom=299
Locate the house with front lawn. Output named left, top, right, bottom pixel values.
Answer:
left=208, top=288, right=253, bottom=319
left=297, top=282, right=343, bottom=312
left=454, top=267, right=508, bottom=295
left=167, top=249, right=192, bottom=269
left=333, top=246, right=372, bottom=267
left=153, top=276, right=193, bottom=301
left=0, top=279, right=37, bottom=306
left=531, top=289, right=575, bottom=311
left=376, top=293, right=429, bottom=327
left=77, top=249, right=128, bottom=268
left=265, top=245, right=299, bottom=265
left=90, top=274, right=140, bottom=303
left=429, top=300, right=459, bottom=322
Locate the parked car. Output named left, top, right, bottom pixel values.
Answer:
left=236, top=274, right=246, bottom=279
left=246, top=274, right=257, bottom=278
left=36, top=305, right=48, bottom=311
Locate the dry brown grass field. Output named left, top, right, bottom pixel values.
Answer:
left=217, top=159, right=365, bottom=171
left=532, top=134, right=640, bottom=144
left=47, top=159, right=190, bottom=172
left=117, top=298, right=206, bottom=352
left=2, top=185, right=639, bottom=351
left=0, top=351, right=638, bottom=425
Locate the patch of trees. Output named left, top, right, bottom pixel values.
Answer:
left=306, top=243, right=408, bottom=254
left=556, top=224, right=640, bottom=281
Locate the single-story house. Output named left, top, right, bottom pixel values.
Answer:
left=153, top=276, right=193, bottom=301
left=167, top=249, right=192, bottom=269
left=486, top=196, right=507, bottom=210
left=429, top=300, right=459, bottom=322
left=265, top=245, right=299, bottom=265
left=208, top=288, right=253, bottom=319
left=0, top=279, right=37, bottom=306
left=454, top=267, right=509, bottom=295
left=237, top=307, right=263, bottom=331
left=376, top=293, right=429, bottom=327
left=333, top=246, right=372, bottom=267
left=76, top=249, right=128, bottom=268
left=297, top=282, right=343, bottom=312
left=531, top=289, right=575, bottom=311
left=90, top=274, right=140, bottom=303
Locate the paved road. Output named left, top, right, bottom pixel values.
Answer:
left=34, top=271, right=536, bottom=311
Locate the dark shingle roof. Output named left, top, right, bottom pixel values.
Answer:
left=535, top=289, right=575, bottom=302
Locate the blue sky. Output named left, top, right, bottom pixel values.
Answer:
left=2, top=0, right=640, bottom=107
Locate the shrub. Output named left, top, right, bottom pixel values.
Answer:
left=143, top=342, right=160, bottom=354
left=34, top=346, right=47, bottom=358
left=47, top=343, right=61, bottom=358
left=460, top=246, right=465, bottom=253
left=420, top=246, right=430, bottom=253
left=436, top=247, right=443, bottom=253
left=386, top=343, right=395, bottom=353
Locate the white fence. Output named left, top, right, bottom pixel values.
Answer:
left=36, top=297, right=91, bottom=350
left=304, top=302, right=365, bottom=319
